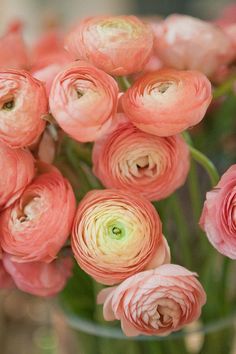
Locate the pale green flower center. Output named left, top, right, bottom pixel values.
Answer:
left=108, top=222, right=126, bottom=240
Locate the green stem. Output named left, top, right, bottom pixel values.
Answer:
left=189, top=145, right=219, bottom=187
left=213, top=75, right=236, bottom=100
left=116, top=76, right=132, bottom=91
left=168, top=194, right=192, bottom=268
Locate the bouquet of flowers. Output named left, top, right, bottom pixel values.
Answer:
left=0, top=9, right=235, bottom=354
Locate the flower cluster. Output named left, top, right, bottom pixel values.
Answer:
left=0, top=11, right=235, bottom=338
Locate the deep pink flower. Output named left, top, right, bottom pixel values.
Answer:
left=0, top=163, right=76, bottom=263
left=200, top=165, right=236, bottom=259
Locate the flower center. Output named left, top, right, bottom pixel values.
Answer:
left=2, top=99, right=15, bottom=110
left=108, top=222, right=125, bottom=240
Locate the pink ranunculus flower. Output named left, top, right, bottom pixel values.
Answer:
left=65, top=15, right=153, bottom=76
left=0, top=163, right=76, bottom=263
left=200, top=165, right=236, bottom=259
left=0, top=69, right=47, bottom=148
left=0, top=260, right=15, bottom=289
left=0, top=21, right=29, bottom=70
left=3, top=254, right=72, bottom=297
left=71, top=189, right=170, bottom=285
left=153, top=14, right=233, bottom=77
left=92, top=119, right=190, bottom=201
left=0, top=141, right=35, bottom=210
left=49, top=61, right=119, bottom=142
left=98, top=264, right=206, bottom=336
left=122, top=69, right=212, bottom=137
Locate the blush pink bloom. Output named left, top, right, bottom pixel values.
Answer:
left=122, top=69, right=212, bottom=137
left=92, top=119, right=190, bottom=201
left=65, top=15, right=153, bottom=76
left=0, top=69, right=47, bottom=148
left=49, top=61, right=118, bottom=142
left=200, top=165, right=236, bottom=259
left=0, top=163, right=76, bottom=263
left=71, top=189, right=170, bottom=285
left=3, top=254, right=72, bottom=297
left=153, top=15, right=233, bottom=77
left=0, top=142, right=35, bottom=210
left=98, top=264, right=206, bottom=336
left=0, top=260, right=15, bottom=289
left=0, top=21, right=29, bottom=70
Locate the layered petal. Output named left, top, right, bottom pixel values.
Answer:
left=98, top=264, right=206, bottom=336
left=49, top=61, right=118, bottom=142
left=93, top=119, right=190, bottom=200
left=3, top=254, right=72, bottom=297
left=65, top=15, right=153, bottom=75
left=122, top=69, right=212, bottom=136
left=200, top=165, right=236, bottom=259
left=0, top=163, right=76, bottom=263
left=0, top=69, right=47, bottom=148
left=0, top=142, right=35, bottom=210
left=71, top=189, right=170, bottom=285
left=153, top=15, right=233, bottom=77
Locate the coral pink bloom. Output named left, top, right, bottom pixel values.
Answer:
left=3, top=254, right=72, bottom=297
left=0, top=142, right=35, bottom=210
left=0, top=163, right=76, bottom=263
left=49, top=61, right=118, bottom=142
left=0, top=260, right=15, bottom=289
left=153, top=14, right=233, bottom=77
left=200, top=165, right=236, bottom=259
left=0, top=69, right=47, bottom=148
left=122, top=69, right=212, bottom=137
left=32, top=30, right=72, bottom=96
left=93, top=119, right=190, bottom=201
left=98, top=264, right=206, bottom=336
left=65, top=15, right=153, bottom=76
left=72, top=189, right=170, bottom=285
left=0, top=21, right=29, bottom=70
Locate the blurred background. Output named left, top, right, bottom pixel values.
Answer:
left=0, top=0, right=235, bottom=353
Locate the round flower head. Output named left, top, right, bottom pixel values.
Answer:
left=200, top=165, right=236, bottom=259
left=93, top=119, right=190, bottom=201
left=65, top=15, right=153, bottom=76
left=0, top=69, right=47, bottom=148
left=98, top=264, right=206, bottom=336
left=0, top=163, right=76, bottom=263
left=0, top=142, right=35, bottom=210
left=3, top=254, right=73, bottom=297
left=49, top=61, right=119, bottom=142
left=153, top=14, right=233, bottom=77
left=71, top=189, right=170, bottom=285
left=122, top=69, right=212, bottom=137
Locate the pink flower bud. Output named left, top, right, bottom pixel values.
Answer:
left=72, top=189, right=170, bottom=285
left=122, top=69, right=212, bottom=137
left=0, top=21, right=29, bottom=70
left=0, top=69, right=48, bottom=148
left=93, top=119, right=190, bottom=201
left=153, top=15, right=233, bottom=77
left=0, top=163, right=76, bottom=263
left=65, top=16, right=153, bottom=76
left=98, top=264, right=206, bottom=336
left=49, top=61, right=119, bottom=142
left=3, top=254, right=72, bottom=297
left=200, top=165, right=236, bottom=259
left=0, top=141, right=35, bottom=210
